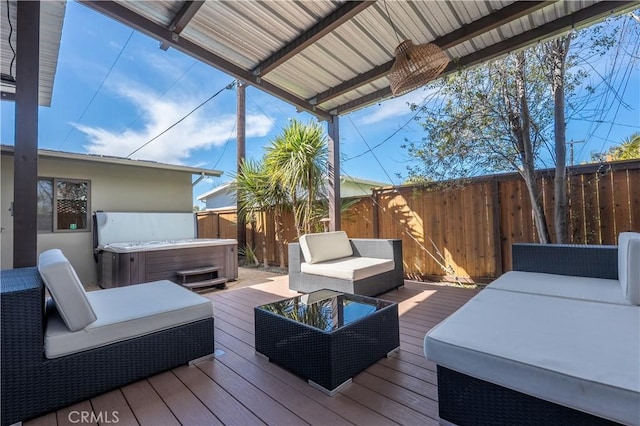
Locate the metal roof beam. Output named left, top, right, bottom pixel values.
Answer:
left=335, top=0, right=637, bottom=115
left=160, top=0, right=204, bottom=50
left=252, top=1, right=375, bottom=77
left=79, top=0, right=332, bottom=120
left=310, top=0, right=554, bottom=106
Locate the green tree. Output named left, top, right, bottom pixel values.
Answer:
left=265, top=119, right=328, bottom=237
left=605, top=132, right=640, bottom=160
left=404, top=15, right=634, bottom=243
left=233, top=158, right=288, bottom=268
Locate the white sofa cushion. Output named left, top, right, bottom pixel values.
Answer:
left=299, top=231, right=353, bottom=264
left=487, top=271, right=630, bottom=305
left=45, top=280, right=214, bottom=358
left=424, top=289, right=640, bottom=425
left=618, top=232, right=640, bottom=305
left=38, top=249, right=97, bottom=331
left=301, top=256, right=394, bottom=281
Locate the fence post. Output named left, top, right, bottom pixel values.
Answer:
left=491, top=177, right=503, bottom=277
left=372, top=189, right=379, bottom=238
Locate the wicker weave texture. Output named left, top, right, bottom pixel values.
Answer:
left=437, top=366, right=620, bottom=426
left=255, top=300, right=399, bottom=391
left=288, top=239, right=404, bottom=297
left=512, top=243, right=618, bottom=279
left=1, top=267, right=214, bottom=425
left=388, top=40, right=449, bottom=96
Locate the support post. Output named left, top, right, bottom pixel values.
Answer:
left=13, top=1, right=40, bottom=268
left=236, top=81, right=247, bottom=249
left=327, top=116, right=340, bottom=231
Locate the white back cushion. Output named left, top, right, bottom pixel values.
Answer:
left=618, top=232, right=640, bottom=305
left=38, top=249, right=97, bottom=331
left=299, top=231, right=353, bottom=264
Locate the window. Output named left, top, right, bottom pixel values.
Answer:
left=37, top=178, right=90, bottom=232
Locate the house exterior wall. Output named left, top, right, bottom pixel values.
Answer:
left=204, top=188, right=235, bottom=210
left=340, top=180, right=381, bottom=198
left=1, top=155, right=193, bottom=284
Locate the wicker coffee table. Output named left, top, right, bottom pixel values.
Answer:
left=254, top=290, right=399, bottom=395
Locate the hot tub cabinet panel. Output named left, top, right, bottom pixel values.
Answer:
left=98, top=243, right=237, bottom=288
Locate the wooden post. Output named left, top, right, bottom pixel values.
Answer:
left=327, top=115, right=340, bottom=231
left=13, top=1, right=40, bottom=268
left=491, top=177, right=503, bottom=276
left=236, top=81, right=247, bottom=249
left=372, top=189, right=380, bottom=238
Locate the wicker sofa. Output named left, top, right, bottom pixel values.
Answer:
left=424, top=233, right=640, bottom=426
left=288, top=231, right=404, bottom=297
left=1, top=250, right=214, bottom=425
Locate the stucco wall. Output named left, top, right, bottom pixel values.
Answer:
left=1, top=154, right=194, bottom=284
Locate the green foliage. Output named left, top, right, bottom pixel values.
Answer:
left=264, top=119, right=328, bottom=235
left=402, top=14, right=633, bottom=182
left=238, top=244, right=259, bottom=267
left=593, top=132, right=640, bottom=161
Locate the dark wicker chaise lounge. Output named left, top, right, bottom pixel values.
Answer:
left=425, top=235, right=640, bottom=426
left=1, top=266, right=214, bottom=425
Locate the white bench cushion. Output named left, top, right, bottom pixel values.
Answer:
left=299, top=231, right=352, bottom=264
left=619, top=232, right=640, bottom=305
left=45, top=280, right=213, bottom=358
left=487, top=271, right=630, bottom=305
left=301, top=256, right=394, bottom=281
left=38, top=249, right=97, bottom=331
left=424, top=289, right=640, bottom=425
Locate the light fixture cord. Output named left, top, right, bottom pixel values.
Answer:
left=6, top=0, right=16, bottom=78
left=383, top=0, right=402, bottom=45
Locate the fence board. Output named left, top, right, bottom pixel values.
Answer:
left=196, top=160, right=640, bottom=282
left=630, top=169, right=640, bottom=232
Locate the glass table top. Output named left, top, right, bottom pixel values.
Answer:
left=256, top=290, right=395, bottom=332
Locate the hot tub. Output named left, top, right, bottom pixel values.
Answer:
left=94, top=212, right=238, bottom=288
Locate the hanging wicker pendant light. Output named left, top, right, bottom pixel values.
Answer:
left=387, top=39, right=449, bottom=96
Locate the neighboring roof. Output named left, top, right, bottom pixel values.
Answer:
left=0, top=1, right=66, bottom=107
left=80, top=1, right=639, bottom=119
left=340, top=176, right=388, bottom=188
left=196, top=175, right=387, bottom=201
left=196, top=181, right=233, bottom=201
left=0, top=145, right=222, bottom=177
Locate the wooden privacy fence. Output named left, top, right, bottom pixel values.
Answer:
left=197, top=159, right=640, bottom=282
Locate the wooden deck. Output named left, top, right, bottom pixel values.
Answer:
left=26, top=278, right=478, bottom=426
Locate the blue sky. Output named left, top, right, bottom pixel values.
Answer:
left=1, top=2, right=639, bottom=207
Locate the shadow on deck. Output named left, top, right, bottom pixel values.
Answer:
left=27, top=273, right=478, bottom=426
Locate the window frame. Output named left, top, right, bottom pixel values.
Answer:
left=37, top=177, right=91, bottom=234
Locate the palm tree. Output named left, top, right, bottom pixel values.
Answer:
left=265, top=119, right=328, bottom=237
left=232, top=158, right=288, bottom=268
left=608, top=132, right=640, bottom=160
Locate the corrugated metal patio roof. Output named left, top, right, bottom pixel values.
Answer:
left=79, top=0, right=639, bottom=120
left=0, top=0, right=65, bottom=106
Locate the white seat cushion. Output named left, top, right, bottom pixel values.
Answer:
left=45, top=280, right=213, bottom=358
left=301, top=256, right=394, bottom=281
left=487, top=271, right=630, bottom=305
left=424, top=289, right=640, bottom=425
left=38, top=249, right=97, bottom=331
left=299, top=231, right=353, bottom=264
left=618, top=232, right=640, bottom=305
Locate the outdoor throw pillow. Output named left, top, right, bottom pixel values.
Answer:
left=38, top=249, right=98, bottom=331
left=618, top=232, right=640, bottom=305
left=299, top=231, right=353, bottom=264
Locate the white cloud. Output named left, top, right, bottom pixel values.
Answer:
left=77, top=82, right=273, bottom=165
left=358, top=89, right=435, bottom=125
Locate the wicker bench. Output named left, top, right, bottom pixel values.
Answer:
left=424, top=234, right=640, bottom=426
left=1, top=265, right=214, bottom=425
left=288, top=231, right=404, bottom=297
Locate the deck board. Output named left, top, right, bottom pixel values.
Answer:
left=28, top=278, right=478, bottom=425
